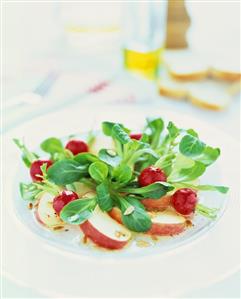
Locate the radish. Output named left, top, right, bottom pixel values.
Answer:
left=53, top=190, right=78, bottom=215
left=30, top=160, right=52, bottom=182
left=171, top=188, right=197, bottom=216
left=130, top=133, right=142, bottom=140
left=138, top=166, right=167, bottom=187
left=65, top=140, right=88, bottom=155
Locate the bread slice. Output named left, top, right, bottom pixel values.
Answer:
left=159, top=69, right=188, bottom=100
left=164, top=53, right=209, bottom=81
left=210, top=59, right=241, bottom=82
left=188, top=80, right=231, bottom=111
left=211, top=69, right=241, bottom=82
left=158, top=71, right=232, bottom=111
left=227, top=80, right=241, bottom=96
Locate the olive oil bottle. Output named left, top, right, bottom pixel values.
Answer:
left=122, top=2, right=167, bottom=80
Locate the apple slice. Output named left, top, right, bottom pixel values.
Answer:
left=148, top=210, right=187, bottom=236
left=90, top=135, right=114, bottom=155
left=73, top=182, right=94, bottom=197
left=108, top=207, right=122, bottom=224
left=35, top=193, right=63, bottom=228
left=108, top=207, right=187, bottom=237
left=80, top=206, right=131, bottom=250
left=81, top=191, right=96, bottom=199
left=141, top=195, right=171, bottom=211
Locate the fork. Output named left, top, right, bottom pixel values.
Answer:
left=4, top=71, right=59, bottom=109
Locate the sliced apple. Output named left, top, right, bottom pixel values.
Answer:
left=108, top=207, right=122, bottom=224
left=141, top=195, right=171, bottom=211
left=80, top=206, right=132, bottom=250
left=73, top=182, right=94, bottom=197
left=108, top=207, right=187, bottom=237
left=35, top=193, right=63, bottom=228
left=81, top=191, right=96, bottom=199
left=90, top=135, right=114, bottom=155
left=148, top=210, right=187, bottom=236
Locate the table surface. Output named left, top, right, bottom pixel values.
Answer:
left=2, top=49, right=240, bottom=298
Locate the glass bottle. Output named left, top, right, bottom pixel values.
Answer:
left=122, top=1, right=168, bottom=79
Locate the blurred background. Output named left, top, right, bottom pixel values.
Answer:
left=2, top=1, right=240, bottom=297
left=2, top=1, right=240, bottom=133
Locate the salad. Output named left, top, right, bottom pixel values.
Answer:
left=14, top=117, right=228, bottom=250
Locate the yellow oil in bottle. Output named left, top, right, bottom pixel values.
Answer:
left=124, top=47, right=164, bottom=80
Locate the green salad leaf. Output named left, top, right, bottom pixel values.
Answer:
left=102, top=121, right=130, bottom=136
left=168, top=161, right=206, bottom=183
left=167, top=121, right=180, bottom=138
left=48, top=159, right=88, bottom=185
left=96, top=181, right=113, bottom=212
left=119, top=197, right=152, bottom=232
left=19, top=182, right=43, bottom=201
left=74, top=152, right=99, bottom=164
left=113, top=164, right=133, bottom=185
left=145, top=117, right=164, bottom=149
left=13, top=139, right=39, bottom=167
left=60, top=197, right=96, bottom=224
left=173, top=182, right=229, bottom=194
left=186, top=128, right=199, bottom=138
left=112, top=124, right=131, bottom=144
left=120, top=182, right=174, bottom=199
left=154, top=153, right=176, bottom=176
left=88, top=161, right=109, bottom=183
left=98, top=149, right=121, bottom=167
left=179, top=135, right=206, bottom=158
left=40, top=137, right=63, bottom=154
left=194, top=146, right=220, bottom=166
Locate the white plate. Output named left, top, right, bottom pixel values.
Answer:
left=2, top=105, right=240, bottom=297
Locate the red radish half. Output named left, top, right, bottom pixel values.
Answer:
left=171, top=188, right=198, bottom=216
left=65, top=140, right=88, bottom=155
left=138, top=166, right=167, bottom=187
left=80, top=206, right=131, bottom=250
left=30, top=159, right=53, bottom=182
left=130, top=133, right=142, bottom=140
left=53, top=190, right=78, bottom=215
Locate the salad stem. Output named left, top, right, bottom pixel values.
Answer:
left=196, top=203, right=219, bottom=220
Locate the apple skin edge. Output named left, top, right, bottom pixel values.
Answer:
left=80, top=221, right=129, bottom=250
left=35, top=210, right=46, bottom=226
left=147, top=222, right=186, bottom=236
left=35, top=193, right=64, bottom=228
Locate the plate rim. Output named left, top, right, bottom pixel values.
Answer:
left=2, top=105, right=240, bottom=297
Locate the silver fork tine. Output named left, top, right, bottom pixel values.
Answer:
left=4, top=71, right=60, bottom=110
